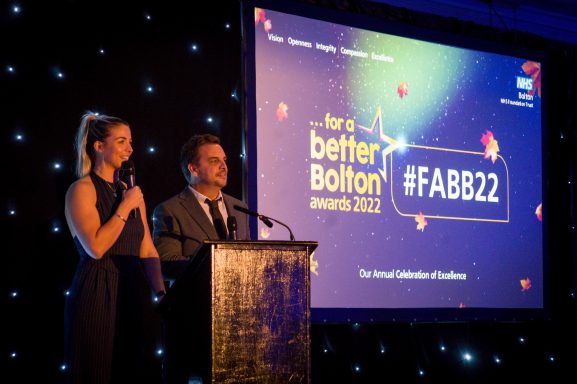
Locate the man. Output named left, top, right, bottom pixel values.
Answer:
left=152, top=133, right=250, bottom=384
left=153, top=133, right=250, bottom=281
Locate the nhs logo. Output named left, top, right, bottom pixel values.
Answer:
left=516, top=76, right=533, bottom=91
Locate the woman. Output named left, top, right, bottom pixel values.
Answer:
left=64, top=112, right=165, bottom=383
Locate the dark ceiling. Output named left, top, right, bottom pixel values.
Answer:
left=374, top=0, right=577, bottom=45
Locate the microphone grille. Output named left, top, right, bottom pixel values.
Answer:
left=121, top=159, right=135, bottom=173
left=120, top=160, right=136, bottom=188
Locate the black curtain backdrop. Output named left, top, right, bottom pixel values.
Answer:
left=1, top=0, right=576, bottom=382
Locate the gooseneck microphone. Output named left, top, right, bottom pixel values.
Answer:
left=233, top=205, right=273, bottom=227
left=227, top=216, right=238, bottom=240
left=233, top=205, right=295, bottom=241
left=120, top=160, right=138, bottom=218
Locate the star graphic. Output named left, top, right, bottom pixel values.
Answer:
left=356, top=106, right=401, bottom=182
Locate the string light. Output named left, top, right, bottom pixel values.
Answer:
left=461, top=352, right=473, bottom=363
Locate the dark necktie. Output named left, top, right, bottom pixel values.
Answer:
left=205, top=198, right=227, bottom=240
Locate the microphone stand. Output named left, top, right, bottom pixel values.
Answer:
left=260, top=215, right=295, bottom=241
left=233, top=205, right=295, bottom=241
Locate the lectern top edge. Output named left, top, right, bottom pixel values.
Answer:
left=202, top=239, right=318, bottom=252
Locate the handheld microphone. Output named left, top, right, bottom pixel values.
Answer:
left=120, top=160, right=137, bottom=218
left=233, top=205, right=295, bottom=241
left=120, top=160, right=136, bottom=188
left=227, top=216, right=237, bottom=240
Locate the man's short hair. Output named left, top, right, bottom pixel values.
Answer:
left=180, top=134, right=221, bottom=184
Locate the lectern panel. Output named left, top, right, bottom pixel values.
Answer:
left=158, top=241, right=317, bottom=383
left=211, top=245, right=310, bottom=383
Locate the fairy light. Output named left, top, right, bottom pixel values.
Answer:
left=461, top=352, right=473, bottom=363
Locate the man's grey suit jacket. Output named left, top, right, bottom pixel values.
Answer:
left=152, top=187, right=250, bottom=281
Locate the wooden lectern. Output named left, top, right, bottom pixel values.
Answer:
left=158, top=240, right=317, bottom=384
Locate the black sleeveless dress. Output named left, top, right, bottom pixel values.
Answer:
left=64, top=172, right=147, bottom=383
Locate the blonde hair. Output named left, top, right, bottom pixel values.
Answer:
left=74, top=111, right=128, bottom=178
